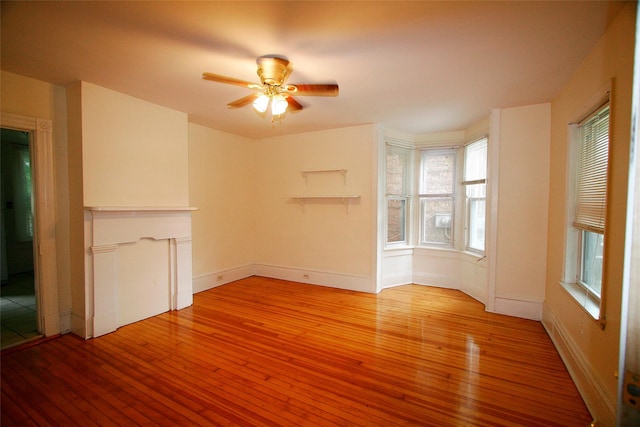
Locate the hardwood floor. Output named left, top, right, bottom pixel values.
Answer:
left=1, top=277, right=591, bottom=426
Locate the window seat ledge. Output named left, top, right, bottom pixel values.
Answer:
left=558, top=280, right=600, bottom=320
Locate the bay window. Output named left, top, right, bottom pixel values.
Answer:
left=384, top=137, right=489, bottom=256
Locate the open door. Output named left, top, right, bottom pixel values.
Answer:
left=1, top=128, right=40, bottom=348
left=0, top=113, right=59, bottom=343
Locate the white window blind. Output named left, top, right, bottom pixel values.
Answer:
left=463, top=138, right=487, bottom=184
left=574, top=104, right=610, bottom=234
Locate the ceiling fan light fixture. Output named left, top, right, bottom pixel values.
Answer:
left=204, top=55, right=339, bottom=121
left=271, top=94, right=288, bottom=116
left=253, top=94, right=270, bottom=113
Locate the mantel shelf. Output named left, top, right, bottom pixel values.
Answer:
left=290, top=195, right=360, bottom=213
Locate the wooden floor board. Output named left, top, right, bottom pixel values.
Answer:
left=2, top=277, right=592, bottom=426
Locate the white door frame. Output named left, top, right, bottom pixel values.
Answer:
left=1, top=112, right=59, bottom=337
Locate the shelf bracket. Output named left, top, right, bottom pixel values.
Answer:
left=341, top=197, right=352, bottom=214
left=295, top=197, right=306, bottom=213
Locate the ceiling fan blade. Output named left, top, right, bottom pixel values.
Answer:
left=202, top=72, right=261, bottom=89
left=290, top=84, right=339, bottom=97
left=227, top=93, right=258, bottom=109
left=286, top=96, right=303, bottom=111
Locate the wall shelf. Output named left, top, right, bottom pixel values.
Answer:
left=290, top=195, right=360, bottom=213
left=301, top=169, right=347, bottom=185
left=85, top=206, right=198, bottom=212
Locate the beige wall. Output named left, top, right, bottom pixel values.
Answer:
left=1, top=3, right=635, bottom=413
left=1, top=70, right=72, bottom=333
left=493, top=103, right=550, bottom=316
left=188, top=123, right=255, bottom=289
left=1, top=71, right=59, bottom=120
left=79, top=82, right=189, bottom=207
left=544, top=3, right=635, bottom=423
left=69, top=82, right=191, bottom=336
left=66, top=82, right=86, bottom=332
left=253, top=125, right=377, bottom=291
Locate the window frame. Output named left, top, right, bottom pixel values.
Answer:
left=417, top=148, right=457, bottom=248
left=385, top=143, right=413, bottom=247
left=463, top=137, right=488, bottom=254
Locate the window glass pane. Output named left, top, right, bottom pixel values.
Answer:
left=386, top=150, right=407, bottom=195
left=581, top=230, right=604, bottom=295
left=420, top=151, right=455, bottom=195
left=387, top=199, right=406, bottom=243
left=386, top=145, right=411, bottom=245
left=420, top=197, right=453, bottom=245
left=464, top=138, right=487, bottom=182
left=468, top=198, right=486, bottom=251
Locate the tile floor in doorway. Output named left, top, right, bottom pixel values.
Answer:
left=1, top=272, right=40, bottom=349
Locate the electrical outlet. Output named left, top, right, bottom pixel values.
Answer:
left=217, top=275, right=223, bottom=282
left=303, top=274, right=310, bottom=279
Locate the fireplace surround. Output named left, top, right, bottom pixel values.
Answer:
left=84, top=206, right=196, bottom=337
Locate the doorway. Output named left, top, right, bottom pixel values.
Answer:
left=1, top=128, right=40, bottom=349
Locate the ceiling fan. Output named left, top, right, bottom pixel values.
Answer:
left=202, top=56, right=339, bottom=119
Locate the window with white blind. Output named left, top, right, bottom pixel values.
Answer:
left=563, top=101, right=610, bottom=323
left=575, top=104, right=609, bottom=296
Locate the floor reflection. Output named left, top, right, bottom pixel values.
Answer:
left=1, top=272, right=40, bottom=349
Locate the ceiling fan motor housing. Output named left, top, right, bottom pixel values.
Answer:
left=256, top=57, right=290, bottom=87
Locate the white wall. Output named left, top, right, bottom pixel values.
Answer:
left=188, top=123, right=256, bottom=291
left=253, top=125, right=378, bottom=292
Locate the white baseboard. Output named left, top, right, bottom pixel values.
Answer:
left=461, top=283, right=486, bottom=306
left=491, top=295, right=543, bottom=320
left=254, top=263, right=375, bottom=293
left=192, top=264, right=255, bottom=293
left=59, top=308, right=72, bottom=334
left=381, top=272, right=413, bottom=290
left=70, top=311, right=91, bottom=339
left=412, top=272, right=460, bottom=290
left=542, top=303, right=615, bottom=426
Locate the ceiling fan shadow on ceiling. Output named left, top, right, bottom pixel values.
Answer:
left=202, top=55, right=339, bottom=122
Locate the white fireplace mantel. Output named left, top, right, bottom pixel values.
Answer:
left=85, top=206, right=197, bottom=338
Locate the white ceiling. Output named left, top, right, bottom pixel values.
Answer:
left=1, top=1, right=627, bottom=140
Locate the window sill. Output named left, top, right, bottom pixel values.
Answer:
left=383, top=246, right=414, bottom=259
left=461, top=250, right=486, bottom=262
left=558, top=280, right=601, bottom=320
left=384, top=245, right=486, bottom=262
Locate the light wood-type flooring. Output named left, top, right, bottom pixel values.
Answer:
left=1, top=277, right=592, bottom=426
